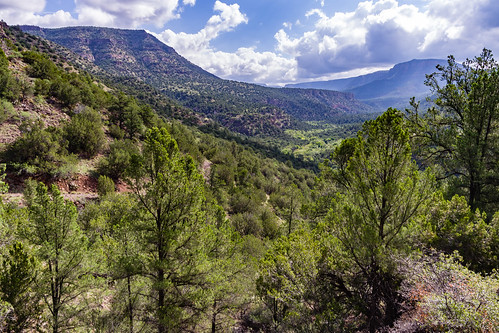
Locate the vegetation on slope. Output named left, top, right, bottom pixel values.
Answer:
left=20, top=25, right=375, bottom=136
left=1, top=22, right=499, bottom=333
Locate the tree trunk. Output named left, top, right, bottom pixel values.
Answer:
left=127, top=275, right=134, bottom=333
left=158, top=267, right=166, bottom=333
left=211, top=300, right=217, bottom=333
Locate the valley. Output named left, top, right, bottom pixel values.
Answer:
left=1, top=20, right=498, bottom=333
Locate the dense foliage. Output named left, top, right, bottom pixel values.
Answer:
left=1, top=22, right=499, bottom=333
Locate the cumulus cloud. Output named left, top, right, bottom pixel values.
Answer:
left=0, top=0, right=194, bottom=28
left=0, top=0, right=77, bottom=26
left=0, top=0, right=45, bottom=12
left=75, top=0, right=184, bottom=28
left=153, top=1, right=297, bottom=85
left=275, top=0, right=499, bottom=79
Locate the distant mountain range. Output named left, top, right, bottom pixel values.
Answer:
left=286, top=59, right=445, bottom=110
left=20, top=25, right=374, bottom=135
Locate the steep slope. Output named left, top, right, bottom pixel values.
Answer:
left=20, top=25, right=374, bottom=135
left=287, top=59, right=444, bottom=110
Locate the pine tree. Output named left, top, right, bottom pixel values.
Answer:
left=407, top=49, right=499, bottom=214
left=25, top=183, right=89, bottom=333
left=126, top=127, right=211, bottom=332
left=321, top=108, right=434, bottom=331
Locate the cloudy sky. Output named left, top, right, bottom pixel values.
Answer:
left=1, top=0, right=499, bottom=85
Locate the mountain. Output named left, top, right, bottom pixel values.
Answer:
left=20, top=25, right=374, bottom=135
left=286, top=59, right=445, bottom=110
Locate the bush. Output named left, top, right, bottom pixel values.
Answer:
left=0, top=99, right=15, bottom=123
left=396, top=253, right=499, bottom=332
left=232, top=212, right=263, bottom=237
left=64, top=108, right=105, bottom=157
left=98, top=140, right=139, bottom=180
left=22, top=51, right=58, bottom=80
left=97, top=175, right=115, bottom=197
left=108, top=124, right=125, bottom=140
left=4, top=120, right=65, bottom=173
left=260, top=208, right=280, bottom=239
left=50, top=78, right=80, bottom=108
left=34, top=78, right=51, bottom=96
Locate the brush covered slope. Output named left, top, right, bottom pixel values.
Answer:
left=20, top=25, right=374, bottom=135
left=286, top=59, right=445, bottom=110
left=2, top=22, right=499, bottom=333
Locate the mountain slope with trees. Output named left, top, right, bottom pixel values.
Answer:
left=1, top=21, right=499, bottom=333
left=287, top=59, right=445, bottom=110
left=20, top=25, right=374, bottom=136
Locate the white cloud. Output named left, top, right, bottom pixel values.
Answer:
left=0, top=0, right=194, bottom=28
left=0, top=8, right=77, bottom=27
left=154, top=1, right=248, bottom=54
left=0, top=0, right=45, bottom=13
left=153, top=1, right=298, bottom=85
left=75, top=0, right=182, bottom=28
left=275, top=0, right=499, bottom=78
left=0, top=0, right=76, bottom=26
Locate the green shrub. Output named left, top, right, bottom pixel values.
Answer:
left=108, top=124, right=125, bottom=140
left=97, top=175, right=115, bottom=197
left=22, top=50, right=58, bottom=80
left=232, top=212, right=263, bottom=237
left=260, top=208, right=280, bottom=239
left=34, top=78, right=51, bottom=96
left=0, top=99, right=15, bottom=123
left=98, top=139, right=139, bottom=180
left=64, top=108, right=105, bottom=157
left=4, top=120, right=64, bottom=173
left=50, top=78, right=80, bottom=107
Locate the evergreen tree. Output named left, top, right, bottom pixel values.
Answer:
left=407, top=49, right=499, bottom=214
left=126, top=127, right=212, bottom=332
left=0, top=242, right=41, bottom=332
left=25, top=183, right=89, bottom=333
left=320, top=108, right=434, bottom=332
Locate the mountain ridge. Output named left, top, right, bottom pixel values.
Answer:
left=20, top=25, right=375, bottom=135
left=286, top=59, right=445, bottom=110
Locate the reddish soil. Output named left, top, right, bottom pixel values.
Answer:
left=4, top=172, right=100, bottom=208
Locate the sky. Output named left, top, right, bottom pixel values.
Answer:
left=1, top=0, right=499, bottom=86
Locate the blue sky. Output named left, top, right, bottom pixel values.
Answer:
left=1, top=0, right=499, bottom=85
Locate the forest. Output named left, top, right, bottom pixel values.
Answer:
left=1, top=22, right=499, bottom=332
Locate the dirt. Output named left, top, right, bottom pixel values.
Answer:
left=3, top=172, right=100, bottom=208
left=200, top=159, right=212, bottom=181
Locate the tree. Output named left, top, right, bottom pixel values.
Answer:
left=269, top=184, right=303, bottom=236
left=25, top=182, right=89, bottom=333
left=98, top=139, right=139, bottom=180
left=202, top=208, right=249, bottom=333
left=92, top=194, right=147, bottom=332
left=126, top=127, right=211, bottom=332
left=320, top=108, right=434, bottom=332
left=0, top=242, right=41, bottom=332
left=425, top=194, right=499, bottom=273
left=406, top=49, right=499, bottom=214
left=256, top=229, right=321, bottom=331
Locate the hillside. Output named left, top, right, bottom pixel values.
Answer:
left=286, top=59, right=445, bottom=110
left=20, top=25, right=374, bottom=135
left=2, top=21, right=499, bottom=333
